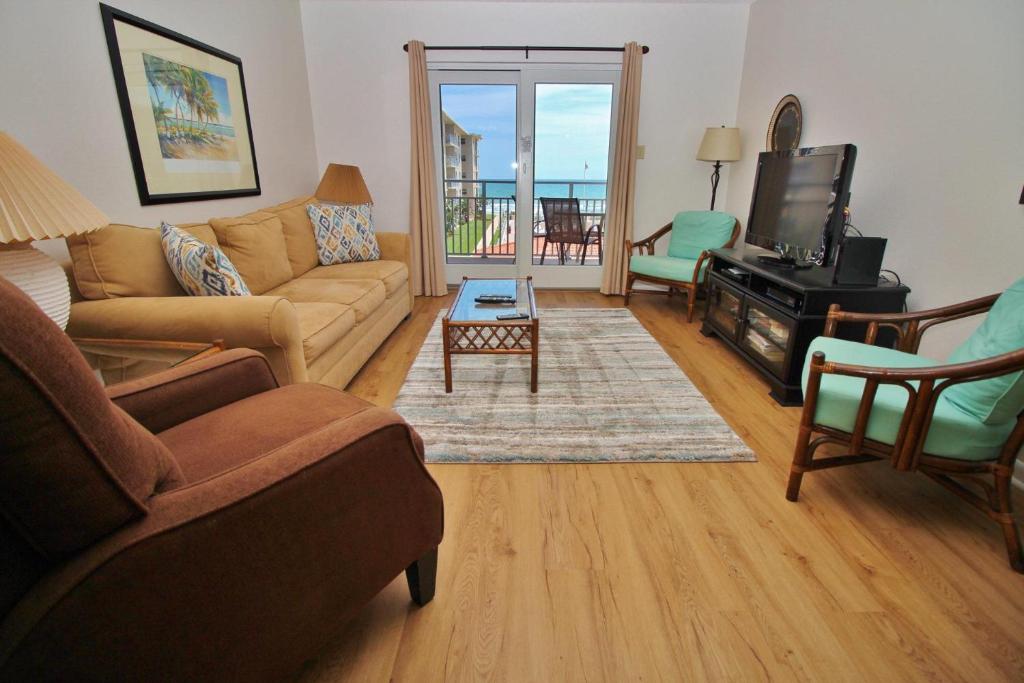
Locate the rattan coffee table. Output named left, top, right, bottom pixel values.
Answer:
left=442, top=276, right=539, bottom=393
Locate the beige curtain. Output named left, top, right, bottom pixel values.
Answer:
left=600, top=42, right=644, bottom=296
left=408, top=40, right=447, bottom=297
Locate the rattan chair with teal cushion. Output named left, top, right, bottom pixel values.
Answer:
left=624, top=211, right=740, bottom=321
left=787, top=278, right=1024, bottom=571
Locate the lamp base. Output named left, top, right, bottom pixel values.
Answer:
left=0, top=243, right=71, bottom=329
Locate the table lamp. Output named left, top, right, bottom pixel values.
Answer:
left=696, top=126, right=741, bottom=210
left=0, top=132, right=109, bottom=329
left=315, top=163, right=373, bottom=204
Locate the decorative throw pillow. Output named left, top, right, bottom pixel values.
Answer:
left=306, top=203, right=381, bottom=265
left=159, top=222, right=251, bottom=297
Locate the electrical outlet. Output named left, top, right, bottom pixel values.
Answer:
left=636, top=144, right=646, bottom=160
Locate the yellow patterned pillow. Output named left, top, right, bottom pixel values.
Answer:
left=306, top=203, right=381, bottom=265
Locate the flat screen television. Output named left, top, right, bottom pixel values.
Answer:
left=744, top=144, right=857, bottom=267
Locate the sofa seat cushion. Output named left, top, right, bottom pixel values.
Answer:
left=209, top=212, right=293, bottom=295
left=629, top=254, right=703, bottom=283
left=294, top=302, right=356, bottom=362
left=267, top=279, right=386, bottom=323
left=803, top=337, right=1016, bottom=461
left=156, top=383, right=373, bottom=483
left=299, top=261, right=408, bottom=298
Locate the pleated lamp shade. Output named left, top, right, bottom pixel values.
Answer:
left=0, top=131, right=109, bottom=329
left=314, top=164, right=373, bottom=204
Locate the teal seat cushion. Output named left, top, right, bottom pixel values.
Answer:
left=667, top=211, right=737, bottom=260
left=629, top=255, right=703, bottom=282
left=803, top=336, right=1016, bottom=461
left=944, top=277, right=1024, bottom=425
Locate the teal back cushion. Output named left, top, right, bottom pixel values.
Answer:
left=944, top=277, right=1024, bottom=425
left=667, top=211, right=737, bottom=260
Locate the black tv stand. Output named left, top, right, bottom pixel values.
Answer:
left=756, top=254, right=813, bottom=270
left=701, top=245, right=910, bottom=405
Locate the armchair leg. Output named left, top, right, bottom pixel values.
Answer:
left=994, top=472, right=1024, bottom=572
left=406, top=547, right=438, bottom=606
left=624, top=273, right=636, bottom=306
left=685, top=287, right=697, bottom=322
left=786, top=424, right=815, bottom=502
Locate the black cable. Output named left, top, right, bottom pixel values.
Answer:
left=843, top=222, right=863, bottom=238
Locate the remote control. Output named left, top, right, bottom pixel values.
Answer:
left=496, top=312, right=529, bottom=320
left=475, top=295, right=515, bottom=304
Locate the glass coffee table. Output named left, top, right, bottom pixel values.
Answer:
left=443, top=276, right=539, bottom=393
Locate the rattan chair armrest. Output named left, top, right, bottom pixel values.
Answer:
left=810, top=347, right=1024, bottom=384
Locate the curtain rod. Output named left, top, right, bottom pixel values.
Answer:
left=402, top=43, right=649, bottom=59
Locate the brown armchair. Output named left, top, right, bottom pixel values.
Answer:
left=787, top=291, right=1024, bottom=571
left=0, top=276, right=444, bottom=681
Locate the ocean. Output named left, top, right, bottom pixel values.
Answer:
left=471, top=181, right=607, bottom=200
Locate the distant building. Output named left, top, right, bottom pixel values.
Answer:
left=441, top=111, right=481, bottom=197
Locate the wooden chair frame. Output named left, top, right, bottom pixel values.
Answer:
left=786, top=295, right=1024, bottom=571
left=623, top=218, right=741, bottom=322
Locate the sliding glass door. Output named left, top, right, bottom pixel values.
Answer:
left=429, top=66, right=618, bottom=287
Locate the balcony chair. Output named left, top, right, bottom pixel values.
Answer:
left=539, top=197, right=602, bottom=265
left=786, top=280, right=1024, bottom=572
left=624, top=210, right=740, bottom=322
left=0, top=275, right=444, bottom=681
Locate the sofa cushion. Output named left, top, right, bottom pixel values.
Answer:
left=667, top=211, right=736, bottom=260
left=263, top=195, right=319, bottom=278
left=803, top=336, right=1016, bottom=461
left=306, top=203, right=381, bottom=264
left=209, top=212, right=293, bottom=295
left=293, top=302, right=356, bottom=362
left=67, top=223, right=217, bottom=300
left=299, top=260, right=409, bottom=298
left=629, top=254, right=703, bottom=282
left=267, top=278, right=386, bottom=323
left=945, top=277, right=1024, bottom=425
left=161, top=223, right=251, bottom=297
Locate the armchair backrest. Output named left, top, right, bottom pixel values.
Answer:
left=0, top=276, right=183, bottom=613
left=667, top=211, right=738, bottom=260
left=945, top=277, right=1024, bottom=425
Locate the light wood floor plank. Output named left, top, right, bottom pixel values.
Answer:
left=298, top=290, right=1024, bottom=682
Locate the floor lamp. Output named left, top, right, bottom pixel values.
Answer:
left=0, top=132, right=109, bottom=329
left=696, top=126, right=741, bottom=211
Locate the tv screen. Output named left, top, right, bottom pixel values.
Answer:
left=744, top=144, right=856, bottom=265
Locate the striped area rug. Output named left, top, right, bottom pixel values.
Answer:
left=394, top=308, right=756, bottom=464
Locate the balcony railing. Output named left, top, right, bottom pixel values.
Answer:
left=442, top=179, right=607, bottom=264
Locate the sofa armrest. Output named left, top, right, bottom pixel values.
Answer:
left=0, top=408, right=443, bottom=681
left=67, top=295, right=308, bottom=384
left=375, top=231, right=411, bottom=264
left=106, top=348, right=278, bottom=433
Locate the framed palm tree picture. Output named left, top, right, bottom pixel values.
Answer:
left=100, top=4, right=260, bottom=204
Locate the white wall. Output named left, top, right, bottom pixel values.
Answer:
left=0, top=0, right=319, bottom=257
left=724, top=0, right=1024, bottom=357
left=299, top=0, right=750, bottom=238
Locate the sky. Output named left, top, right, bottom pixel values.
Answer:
left=440, top=83, right=612, bottom=182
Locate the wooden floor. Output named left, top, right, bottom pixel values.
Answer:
left=299, top=291, right=1024, bottom=682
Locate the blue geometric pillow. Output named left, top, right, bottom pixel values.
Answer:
left=306, top=203, right=381, bottom=265
left=159, top=222, right=251, bottom=297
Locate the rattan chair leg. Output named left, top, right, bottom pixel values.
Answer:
left=994, top=471, right=1024, bottom=572
left=786, top=425, right=814, bottom=501
left=624, top=273, right=636, bottom=306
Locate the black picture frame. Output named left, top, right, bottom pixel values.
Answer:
left=100, top=3, right=260, bottom=205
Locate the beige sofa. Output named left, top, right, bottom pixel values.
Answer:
left=65, top=195, right=413, bottom=388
